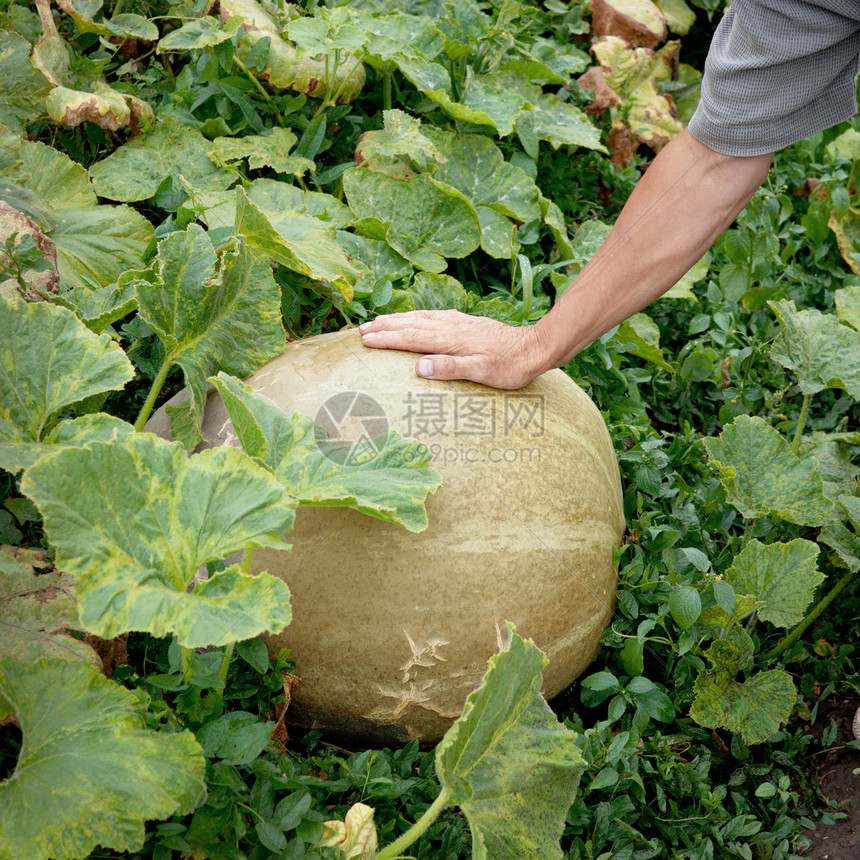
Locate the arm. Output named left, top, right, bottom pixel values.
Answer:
left=359, top=129, right=773, bottom=388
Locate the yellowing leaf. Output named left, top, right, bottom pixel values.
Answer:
left=0, top=297, right=134, bottom=473
left=725, top=539, right=823, bottom=628
left=210, top=127, right=315, bottom=177
left=0, top=547, right=98, bottom=675
left=0, top=658, right=205, bottom=860
left=89, top=117, right=234, bottom=203
left=320, top=803, right=378, bottom=859
left=770, top=299, right=860, bottom=398
left=434, top=625, right=585, bottom=860
left=690, top=635, right=796, bottom=745
left=136, top=224, right=286, bottom=450
left=588, top=0, right=667, bottom=48
left=835, top=285, right=860, bottom=331
left=703, top=415, right=832, bottom=526
left=46, top=83, right=154, bottom=132
left=21, top=435, right=296, bottom=647
left=210, top=372, right=441, bottom=532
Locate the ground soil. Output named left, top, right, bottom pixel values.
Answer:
left=802, top=695, right=860, bottom=860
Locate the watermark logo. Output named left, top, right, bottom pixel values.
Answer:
left=314, top=391, right=388, bottom=466
left=401, top=392, right=544, bottom=438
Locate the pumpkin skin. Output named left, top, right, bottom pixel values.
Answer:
left=146, top=329, right=625, bottom=744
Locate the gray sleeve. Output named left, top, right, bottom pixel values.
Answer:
left=688, top=0, right=860, bottom=157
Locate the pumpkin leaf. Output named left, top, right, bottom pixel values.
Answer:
left=427, top=129, right=541, bottom=223
left=234, top=185, right=356, bottom=300
left=20, top=434, right=296, bottom=647
left=0, top=31, right=51, bottom=135
left=703, top=415, right=832, bottom=526
left=343, top=168, right=481, bottom=272
left=835, top=286, right=860, bottom=332
left=89, top=117, right=234, bottom=203
left=0, top=547, right=98, bottom=678
left=770, top=299, right=860, bottom=398
left=1, top=141, right=153, bottom=289
left=434, top=624, right=585, bottom=860
left=210, top=127, right=315, bottom=177
left=0, top=297, right=134, bottom=473
left=828, top=207, right=860, bottom=276
left=0, top=658, right=205, bottom=860
left=157, top=15, right=242, bottom=52
left=210, top=372, right=441, bottom=532
left=690, top=635, right=796, bottom=745
left=724, top=539, right=823, bottom=628
left=135, top=224, right=285, bottom=450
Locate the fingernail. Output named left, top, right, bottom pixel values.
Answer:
left=417, top=358, right=434, bottom=377
left=358, top=322, right=370, bottom=332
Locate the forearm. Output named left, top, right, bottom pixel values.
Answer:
left=530, top=129, right=773, bottom=372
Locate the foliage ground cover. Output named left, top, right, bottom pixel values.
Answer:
left=0, top=0, right=859, bottom=858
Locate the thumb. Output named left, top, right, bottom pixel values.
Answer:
left=415, top=354, right=474, bottom=382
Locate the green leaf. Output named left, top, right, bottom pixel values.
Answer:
left=343, top=168, right=481, bottom=272
left=0, top=31, right=51, bottom=135
left=210, top=127, right=315, bottom=177
left=770, top=299, right=860, bottom=398
left=613, top=312, right=673, bottom=371
left=21, top=434, right=296, bottom=647
left=835, top=285, right=860, bottom=332
left=0, top=297, right=134, bottom=473
left=409, top=272, right=468, bottom=311
left=210, top=372, right=441, bottom=532
left=0, top=658, right=205, bottom=860
left=654, top=0, right=696, bottom=34
left=703, top=415, right=832, bottom=526
left=619, top=637, right=644, bottom=676
left=58, top=1, right=159, bottom=41
left=235, top=185, right=356, bottom=299
left=286, top=9, right=365, bottom=58
left=89, top=117, right=234, bottom=203
left=354, top=108, right=444, bottom=178
left=690, top=662, right=796, bottom=745
left=669, top=586, right=701, bottom=630
left=336, top=231, right=413, bottom=291
left=434, top=625, right=585, bottom=859
left=52, top=276, right=138, bottom=333
left=197, top=710, right=273, bottom=764
left=2, top=142, right=154, bottom=289
left=0, top=547, right=98, bottom=672
left=52, top=203, right=155, bottom=290
left=725, top=539, right=823, bottom=628
left=157, top=14, right=241, bottom=52
left=136, top=224, right=285, bottom=450
left=427, top=128, right=542, bottom=223
left=517, top=92, right=605, bottom=152
left=663, top=254, right=708, bottom=300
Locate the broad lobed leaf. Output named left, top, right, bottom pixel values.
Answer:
left=0, top=658, right=205, bottom=860
left=20, top=434, right=296, bottom=647
left=435, top=624, right=585, bottom=859
left=210, top=372, right=441, bottom=532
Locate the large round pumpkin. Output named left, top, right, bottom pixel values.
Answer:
left=147, top=329, right=625, bottom=743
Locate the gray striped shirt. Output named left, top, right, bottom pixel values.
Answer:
left=688, top=0, right=860, bottom=155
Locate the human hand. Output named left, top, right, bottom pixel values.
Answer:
left=358, top=309, right=548, bottom=389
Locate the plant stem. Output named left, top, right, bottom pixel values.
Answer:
left=742, top=519, right=754, bottom=546
left=383, top=71, right=392, bottom=111
left=217, top=642, right=235, bottom=685
left=134, top=359, right=173, bottom=432
left=791, top=393, right=812, bottom=455
left=240, top=548, right=255, bottom=574
left=377, top=786, right=452, bottom=860
left=761, top=567, right=857, bottom=661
